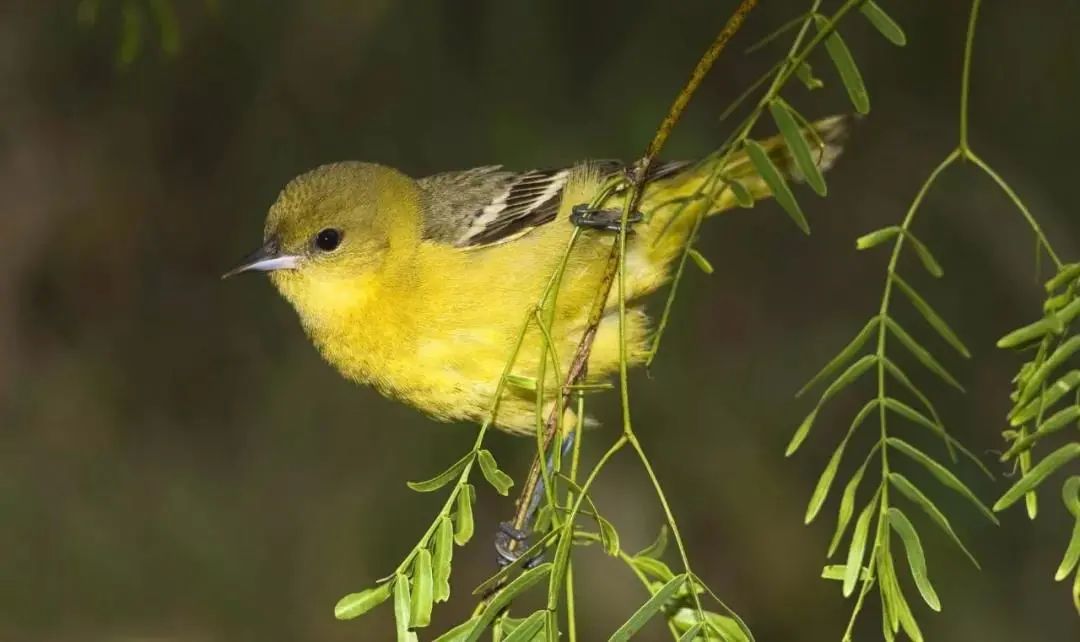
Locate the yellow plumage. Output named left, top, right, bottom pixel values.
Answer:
left=231, top=117, right=846, bottom=435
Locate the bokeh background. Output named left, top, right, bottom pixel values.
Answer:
left=3, top=1, right=1078, bottom=640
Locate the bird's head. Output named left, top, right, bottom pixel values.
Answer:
left=224, top=161, right=423, bottom=307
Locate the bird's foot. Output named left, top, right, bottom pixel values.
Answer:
left=494, top=521, right=545, bottom=569
left=570, top=204, right=643, bottom=233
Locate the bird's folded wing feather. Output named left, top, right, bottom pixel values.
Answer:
left=417, top=160, right=690, bottom=249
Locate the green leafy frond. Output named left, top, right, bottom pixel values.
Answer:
left=793, top=262, right=990, bottom=633
left=790, top=5, right=1013, bottom=638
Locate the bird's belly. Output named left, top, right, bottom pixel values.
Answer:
left=304, top=279, right=651, bottom=435
left=394, top=308, right=651, bottom=434
left=317, top=322, right=516, bottom=425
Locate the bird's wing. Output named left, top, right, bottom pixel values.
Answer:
left=417, top=160, right=690, bottom=249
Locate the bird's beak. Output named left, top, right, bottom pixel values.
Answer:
left=221, top=237, right=302, bottom=279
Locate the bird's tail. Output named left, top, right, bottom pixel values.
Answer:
left=637, top=114, right=849, bottom=276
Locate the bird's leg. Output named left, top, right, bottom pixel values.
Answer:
left=494, top=431, right=576, bottom=569
left=570, top=203, right=643, bottom=233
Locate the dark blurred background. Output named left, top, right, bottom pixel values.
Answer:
left=2, top=1, right=1078, bottom=640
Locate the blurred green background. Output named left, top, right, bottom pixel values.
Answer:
left=2, top=1, right=1078, bottom=640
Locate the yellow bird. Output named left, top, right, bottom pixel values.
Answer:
left=225, top=117, right=846, bottom=435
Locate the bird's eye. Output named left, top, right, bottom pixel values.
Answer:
left=314, top=228, right=343, bottom=252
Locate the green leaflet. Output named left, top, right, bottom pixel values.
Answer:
left=501, top=610, right=547, bottom=642
left=904, top=231, right=945, bottom=278
left=844, top=496, right=877, bottom=597
left=688, top=248, right=715, bottom=274
left=815, top=16, right=870, bottom=114
left=1018, top=336, right=1080, bottom=407
left=1007, top=406, right=1080, bottom=456
left=796, top=316, right=879, bottom=399
left=806, top=439, right=847, bottom=525
left=787, top=409, right=819, bottom=458
left=454, top=484, right=475, bottom=546
left=410, top=549, right=434, bottom=627
left=995, top=443, right=1080, bottom=511
left=882, top=396, right=951, bottom=457
left=1013, top=360, right=1037, bottom=385
left=1045, top=293, right=1074, bottom=315
left=849, top=400, right=882, bottom=439
left=1045, top=262, right=1080, bottom=293
left=896, top=591, right=924, bottom=642
left=548, top=526, right=574, bottom=608
left=506, top=374, right=538, bottom=391
left=887, top=508, right=941, bottom=611
left=333, top=582, right=393, bottom=620
left=821, top=564, right=868, bottom=581
left=608, top=574, right=686, bottom=642
left=598, top=515, right=621, bottom=557
left=433, top=516, right=454, bottom=602
left=1056, top=515, right=1080, bottom=582
left=883, top=318, right=964, bottom=391
left=407, top=452, right=473, bottom=492
left=676, top=623, right=703, bottom=642
left=882, top=397, right=941, bottom=437
left=473, top=529, right=560, bottom=597
left=887, top=437, right=998, bottom=524
left=477, top=449, right=514, bottom=495
left=465, top=564, right=552, bottom=642
left=787, top=354, right=877, bottom=456
left=769, top=100, right=827, bottom=196
left=394, top=573, right=416, bottom=642
left=1074, top=566, right=1080, bottom=616
left=879, top=553, right=923, bottom=641
left=1056, top=477, right=1080, bottom=581
left=856, top=226, right=901, bottom=250
left=1021, top=445, right=1038, bottom=519
left=860, top=1, right=907, bottom=46
left=892, top=273, right=971, bottom=357
left=670, top=607, right=751, bottom=642
left=744, top=139, right=809, bottom=234
left=1065, top=476, right=1080, bottom=519
left=724, top=176, right=755, bottom=208
left=1052, top=296, right=1080, bottom=327
left=432, top=618, right=481, bottom=642
left=888, top=472, right=980, bottom=568
left=808, top=400, right=878, bottom=526
left=856, top=226, right=944, bottom=278
left=877, top=555, right=900, bottom=636
left=828, top=446, right=875, bottom=558
left=997, top=315, right=1063, bottom=349
left=632, top=556, right=677, bottom=583
left=880, top=356, right=941, bottom=424
left=686, top=573, right=756, bottom=642
left=795, top=61, right=824, bottom=90
left=634, top=525, right=670, bottom=559
left=881, top=603, right=896, bottom=642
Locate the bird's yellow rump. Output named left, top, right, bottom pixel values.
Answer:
left=226, top=117, right=846, bottom=435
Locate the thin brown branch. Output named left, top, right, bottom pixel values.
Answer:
left=504, top=0, right=759, bottom=556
